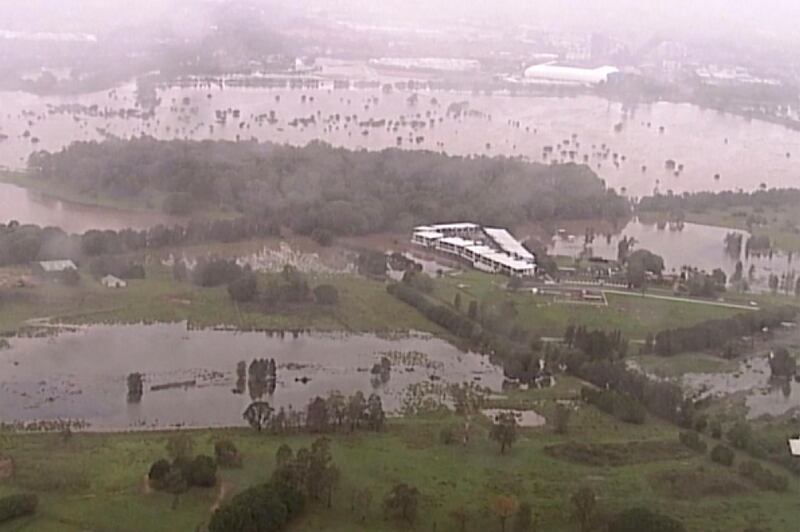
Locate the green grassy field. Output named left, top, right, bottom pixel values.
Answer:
left=0, top=379, right=797, bottom=532
left=429, top=271, right=743, bottom=341
left=0, top=265, right=439, bottom=335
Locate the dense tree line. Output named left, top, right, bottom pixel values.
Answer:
left=638, top=188, right=800, bottom=215
left=28, top=137, right=630, bottom=235
left=653, top=306, right=798, bottom=357
left=0, top=217, right=278, bottom=267
left=242, top=391, right=385, bottom=435
left=581, top=387, right=646, bottom=424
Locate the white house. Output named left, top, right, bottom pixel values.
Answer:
left=101, top=275, right=127, bottom=288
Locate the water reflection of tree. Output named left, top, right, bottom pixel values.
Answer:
left=244, top=358, right=277, bottom=400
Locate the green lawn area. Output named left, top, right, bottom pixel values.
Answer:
left=430, top=271, right=743, bottom=340
left=0, top=265, right=439, bottom=335
left=630, top=352, right=740, bottom=378
left=1, top=383, right=798, bottom=532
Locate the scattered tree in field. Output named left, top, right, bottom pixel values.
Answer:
left=489, top=412, right=518, bottom=454
left=243, top=401, right=274, bottom=432
left=571, top=487, right=597, bottom=532
left=165, top=433, right=194, bottom=462
left=490, top=494, right=519, bottom=532
left=769, top=347, right=797, bottom=378
left=454, top=292, right=462, bottom=311
left=383, top=483, right=420, bottom=526
left=710, top=444, right=735, bottom=467
left=126, top=372, right=143, bottom=403
left=214, top=439, right=242, bottom=468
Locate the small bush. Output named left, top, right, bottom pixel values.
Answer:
left=710, top=444, right=735, bottom=467
left=314, top=284, right=339, bottom=305
left=679, top=431, right=708, bottom=454
left=439, top=427, right=457, bottom=445
left=215, top=440, right=242, bottom=468
left=186, top=455, right=217, bottom=488
left=0, top=494, right=38, bottom=524
left=148, top=459, right=171, bottom=484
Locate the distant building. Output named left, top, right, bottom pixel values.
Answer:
left=411, top=223, right=536, bottom=277
left=523, top=63, right=619, bottom=86
left=101, top=275, right=127, bottom=288
left=789, top=438, right=800, bottom=457
left=34, top=260, right=77, bottom=275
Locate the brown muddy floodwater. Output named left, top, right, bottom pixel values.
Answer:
left=0, top=323, right=503, bottom=431
left=2, top=84, right=800, bottom=199
left=549, top=218, right=794, bottom=292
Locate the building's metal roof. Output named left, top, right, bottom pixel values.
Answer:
left=37, top=260, right=77, bottom=272
left=484, top=227, right=536, bottom=262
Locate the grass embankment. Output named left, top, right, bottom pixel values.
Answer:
left=0, top=379, right=798, bottom=532
left=429, top=271, right=742, bottom=341
left=0, top=264, right=438, bottom=335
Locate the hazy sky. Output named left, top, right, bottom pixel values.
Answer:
left=3, top=0, right=800, bottom=46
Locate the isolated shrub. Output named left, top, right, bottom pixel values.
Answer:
left=710, top=444, right=735, bottom=467
left=314, top=284, right=339, bottom=305
left=679, top=431, right=708, bottom=454
left=187, top=455, right=218, bottom=488
left=215, top=440, right=242, bottom=468
left=439, top=427, right=457, bottom=445
left=0, top=494, right=38, bottom=524
left=228, top=273, right=258, bottom=302
left=148, top=459, right=172, bottom=486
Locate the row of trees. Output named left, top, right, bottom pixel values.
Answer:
left=637, top=188, right=800, bottom=216
left=28, top=137, right=631, bottom=235
left=652, top=305, right=798, bottom=357
left=0, top=217, right=278, bottom=267
left=242, top=391, right=386, bottom=435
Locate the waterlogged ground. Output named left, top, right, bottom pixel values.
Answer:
left=0, top=323, right=503, bottom=430
left=2, top=82, right=800, bottom=199
left=550, top=218, right=795, bottom=291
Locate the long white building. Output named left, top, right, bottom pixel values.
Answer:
left=411, top=223, right=536, bottom=277
left=523, top=63, right=619, bottom=86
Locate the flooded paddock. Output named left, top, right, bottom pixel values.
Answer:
left=0, top=323, right=503, bottom=431
left=2, top=84, right=800, bottom=200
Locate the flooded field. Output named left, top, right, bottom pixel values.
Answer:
left=2, top=82, right=800, bottom=200
left=550, top=218, right=794, bottom=291
left=683, top=356, right=800, bottom=420
left=0, top=323, right=503, bottom=430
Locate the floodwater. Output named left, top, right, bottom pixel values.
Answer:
left=549, top=218, right=794, bottom=291
left=2, top=82, right=800, bottom=201
left=0, top=182, right=180, bottom=233
left=0, top=323, right=503, bottom=430
left=683, top=356, right=800, bottom=419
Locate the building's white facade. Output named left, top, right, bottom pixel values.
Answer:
left=523, top=63, right=619, bottom=85
left=411, top=223, right=536, bottom=277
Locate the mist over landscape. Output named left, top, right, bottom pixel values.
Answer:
left=1, top=2, right=800, bottom=531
